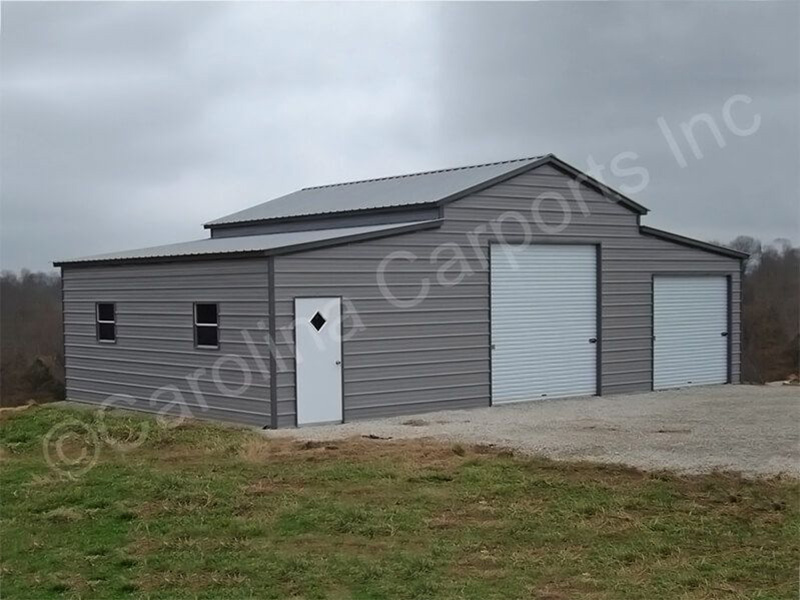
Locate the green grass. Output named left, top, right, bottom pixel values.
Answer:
left=1, top=405, right=798, bottom=599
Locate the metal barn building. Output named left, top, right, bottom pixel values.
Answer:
left=56, top=155, right=746, bottom=428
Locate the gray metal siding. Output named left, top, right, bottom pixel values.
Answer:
left=62, top=258, right=272, bottom=426
left=273, top=163, right=741, bottom=424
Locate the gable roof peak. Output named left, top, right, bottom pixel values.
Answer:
left=301, top=155, right=547, bottom=191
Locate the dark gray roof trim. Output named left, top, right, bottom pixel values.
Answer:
left=544, top=155, right=649, bottom=216
left=55, top=220, right=442, bottom=267
left=205, top=154, right=650, bottom=229
left=639, top=225, right=748, bottom=259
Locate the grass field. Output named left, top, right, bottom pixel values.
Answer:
left=1, top=405, right=798, bottom=599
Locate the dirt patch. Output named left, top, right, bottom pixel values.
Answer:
left=238, top=436, right=294, bottom=462
left=242, top=435, right=500, bottom=468
left=0, top=402, right=35, bottom=421
left=299, top=440, right=339, bottom=450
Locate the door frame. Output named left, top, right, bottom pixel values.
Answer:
left=488, top=239, right=603, bottom=403
left=292, top=296, right=345, bottom=427
left=649, top=272, right=732, bottom=391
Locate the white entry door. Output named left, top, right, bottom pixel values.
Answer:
left=653, top=276, right=728, bottom=389
left=491, top=244, right=597, bottom=403
left=295, top=297, right=343, bottom=425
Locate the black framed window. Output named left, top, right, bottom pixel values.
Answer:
left=96, top=302, right=116, bottom=342
left=194, top=303, right=219, bottom=348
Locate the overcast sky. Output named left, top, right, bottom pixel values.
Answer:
left=2, top=2, right=798, bottom=272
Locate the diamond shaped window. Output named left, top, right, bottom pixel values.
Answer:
left=310, top=312, right=326, bottom=332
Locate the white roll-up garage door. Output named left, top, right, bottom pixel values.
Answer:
left=491, top=244, right=597, bottom=404
left=653, top=276, right=728, bottom=390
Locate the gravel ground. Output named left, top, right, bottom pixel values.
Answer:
left=266, top=384, right=800, bottom=477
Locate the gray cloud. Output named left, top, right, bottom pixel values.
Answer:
left=1, top=2, right=797, bottom=271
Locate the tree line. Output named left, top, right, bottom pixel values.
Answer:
left=728, top=237, right=799, bottom=383
left=1, top=238, right=797, bottom=406
left=1, top=270, right=64, bottom=406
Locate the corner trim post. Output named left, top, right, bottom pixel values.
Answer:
left=267, top=256, right=278, bottom=429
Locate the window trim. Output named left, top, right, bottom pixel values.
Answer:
left=96, top=302, right=116, bottom=344
left=193, top=302, right=220, bottom=350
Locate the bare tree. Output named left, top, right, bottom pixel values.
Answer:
left=729, top=235, right=763, bottom=273
left=737, top=239, right=799, bottom=382
left=1, top=270, right=64, bottom=406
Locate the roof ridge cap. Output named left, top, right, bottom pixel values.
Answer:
left=301, top=155, right=544, bottom=191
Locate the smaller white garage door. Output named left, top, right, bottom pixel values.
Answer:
left=653, top=276, right=728, bottom=390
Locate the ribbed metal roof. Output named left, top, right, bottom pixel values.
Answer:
left=206, top=156, right=547, bottom=226
left=55, top=220, right=440, bottom=266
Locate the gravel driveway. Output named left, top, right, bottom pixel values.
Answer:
left=267, top=384, right=799, bottom=476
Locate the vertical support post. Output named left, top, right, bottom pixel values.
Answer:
left=595, top=244, right=603, bottom=396
left=726, top=274, right=733, bottom=384
left=268, top=256, right=278, bottom=429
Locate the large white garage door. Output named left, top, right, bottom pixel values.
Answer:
left=491, top=244, right=597, bottom=404
left=653, top=276, right=728, bottom=390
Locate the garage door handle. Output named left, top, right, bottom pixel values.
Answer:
left=588, top=338, right=597, bottom=344
left=721, top=332, right=729, bottom=337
